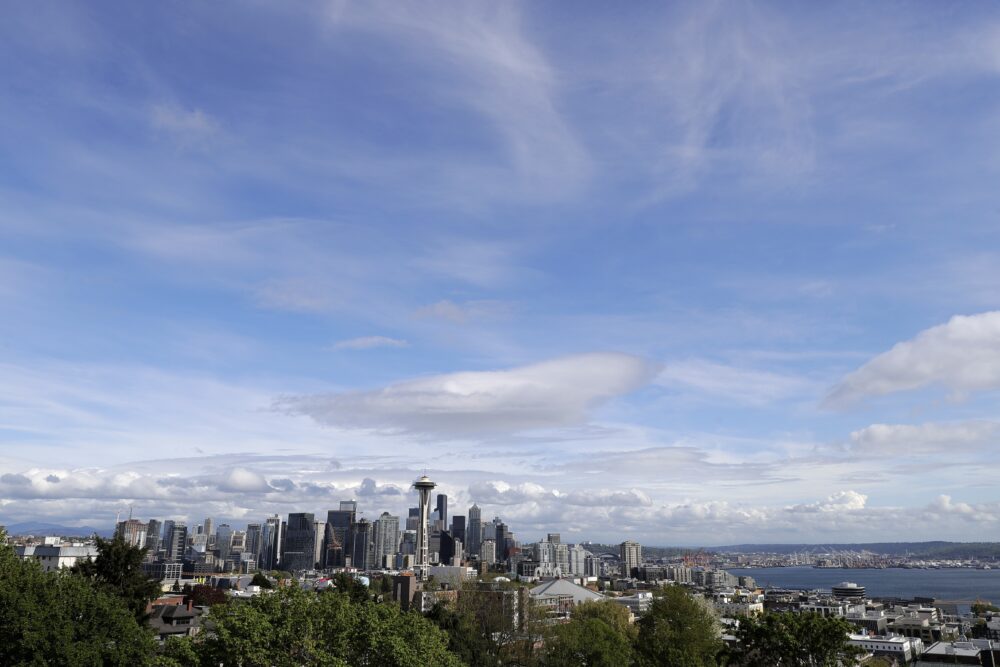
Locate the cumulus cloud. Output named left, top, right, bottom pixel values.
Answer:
left=356, top=478, right=402, bottom=497
left=788, top=490, right=867, bottom=513
left=268, top=478, right=296, bottom=492
left=276, top=353, right=658, bottom=436
left=1, top=473, right=31, bottom=485
left=217, top=468, right=271, bottom=494
left=928, top=494, right=976, bottom=516
left=824, top=311, right=1000, bottom=407
left=850, top=420, right=1000, bottom=455
left=332, top=336, right=408, bottom=351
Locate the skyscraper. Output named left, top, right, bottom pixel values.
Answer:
left=259, top=515, right=283, bottom=571
left=467, top=504, right=481, bottom=556
left=326, top=501, right=356, bottom=568
left=164, top=522, right=187, bottom=563
left=203, top=517, right=214, bottom=548
left=350, top=518, right=375, bottom=570
left=116, top=519, right=147, bottom=547
left=435, top=493, right=448, bottom=529
left=451, top=515, right=466, bottom=546
left=374, top=512, right=400, bottom=569
left=282, top=512, right=316, bottom=572
left=216, top=524, right=234, bottom=565
left=245, top=523, right=262, bottom=562
left=161, top=520, right=175, bottom=545
left=145, top=519, right=162, bottom=554
left=620, top=540, right=642, bottom=578
left=493, top=519, right=509, bottom=562
left=413, top=475, right=436, bottom=580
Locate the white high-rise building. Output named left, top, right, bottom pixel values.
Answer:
left=480, top=538, right=496, bottom=565
left=620, top=540, right=642, bottom=578
left=374, top=512, right=400, bottom=568
left=569, top=544, right=591, bottom=575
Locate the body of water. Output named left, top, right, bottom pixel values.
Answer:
left=728, top=566, right=1000, bottom=602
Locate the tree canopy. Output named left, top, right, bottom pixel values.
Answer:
left=172, top=585, right=463, bottom=667
left=634, top=586, right=723, bottom=667
left=734, top=612, right=859, bottom=666
left=544, top=601, right=637, bottom=667
left=0, top=531, right=155, bottom=666
left=71, top=534, right=162, bottom=622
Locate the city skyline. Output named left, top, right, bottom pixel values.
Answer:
left=3, top=3, right=1000, bottom=544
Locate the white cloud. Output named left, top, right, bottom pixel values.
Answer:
left=788, top=490, right=868, bottom=513
left=332, top=336, right=409, bottom=351
left=218, top=467, right=271, bottom=493
left=928, top=494, right=976, bottom=517
left=825, top=311, right=1000, bottom=407
left=325, top=2, right=590, bottom=202
left=850, top=420, right=1000, bottom=455
left=413, top=299, right=511, bottom=324
left=276, top=353, right=657, bottom=436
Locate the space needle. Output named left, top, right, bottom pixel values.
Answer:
left=412, top=474, right=436, bottom=580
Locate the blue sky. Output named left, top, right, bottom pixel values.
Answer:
left=2, top=1, right=1000, bottom=544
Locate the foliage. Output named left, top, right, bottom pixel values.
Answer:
left=329, top=571, right=371, bottom=604
left=544, top=601, right=637, bottom=667
left=71, top=533, right=162, bottom=622
left=189, top=585, right=462, bottom=666
left=972, top=600, right=999, bottom=615
left=188, top=583, right=229, bottom=607
left=426, top=602, right=496, bottom=667
left=634, top=586, right=723, bottom=667
left=733, top=612, right=860, bottom=666
left=0, top=531, right=155, bottom=666
left=153, top=636, right=200, bottom=667
left=250, top=571, right=274, bottom=589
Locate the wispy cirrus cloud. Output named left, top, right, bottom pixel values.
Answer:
left=850, top=420, right=1000, bottom=456
left=331, top=336, right=409, bottom=351
left=658, top=359, right=816, bottom=406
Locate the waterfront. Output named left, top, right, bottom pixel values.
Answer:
left=728, top=566, right=1000, bottom=601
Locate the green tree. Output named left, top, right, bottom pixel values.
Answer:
left=634, top=586, right=723, bottom=667
left=193, top=584, right=462, bottom=666
left=426, top=602, right=495, bottom=667
left=71, top=533, right=162, bottom=622
left=250, top=571, right=274, bottom=589
left=972, top=600, right=999, bottom=615
left=544, top=601, right=636, bottom=667
left=734, top=612, right=860, bottom=666
left=329, top=571, right=371, bottom=604
left=0, top=531, right=155, bottom=666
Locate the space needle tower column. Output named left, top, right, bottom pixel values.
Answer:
left=412, top=475, right=436, bottom=581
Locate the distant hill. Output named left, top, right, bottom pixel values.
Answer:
left=581, top=542, right=1000, bottom=560
left=711, top=542, right=1000, bottom=559
left=1, top=521, right=113, bottom=538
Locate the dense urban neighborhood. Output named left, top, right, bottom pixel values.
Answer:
left=6, top=479, right=1000, bottom=665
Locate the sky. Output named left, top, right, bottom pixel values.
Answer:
left=2, top=1, right=1000, bottom=545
